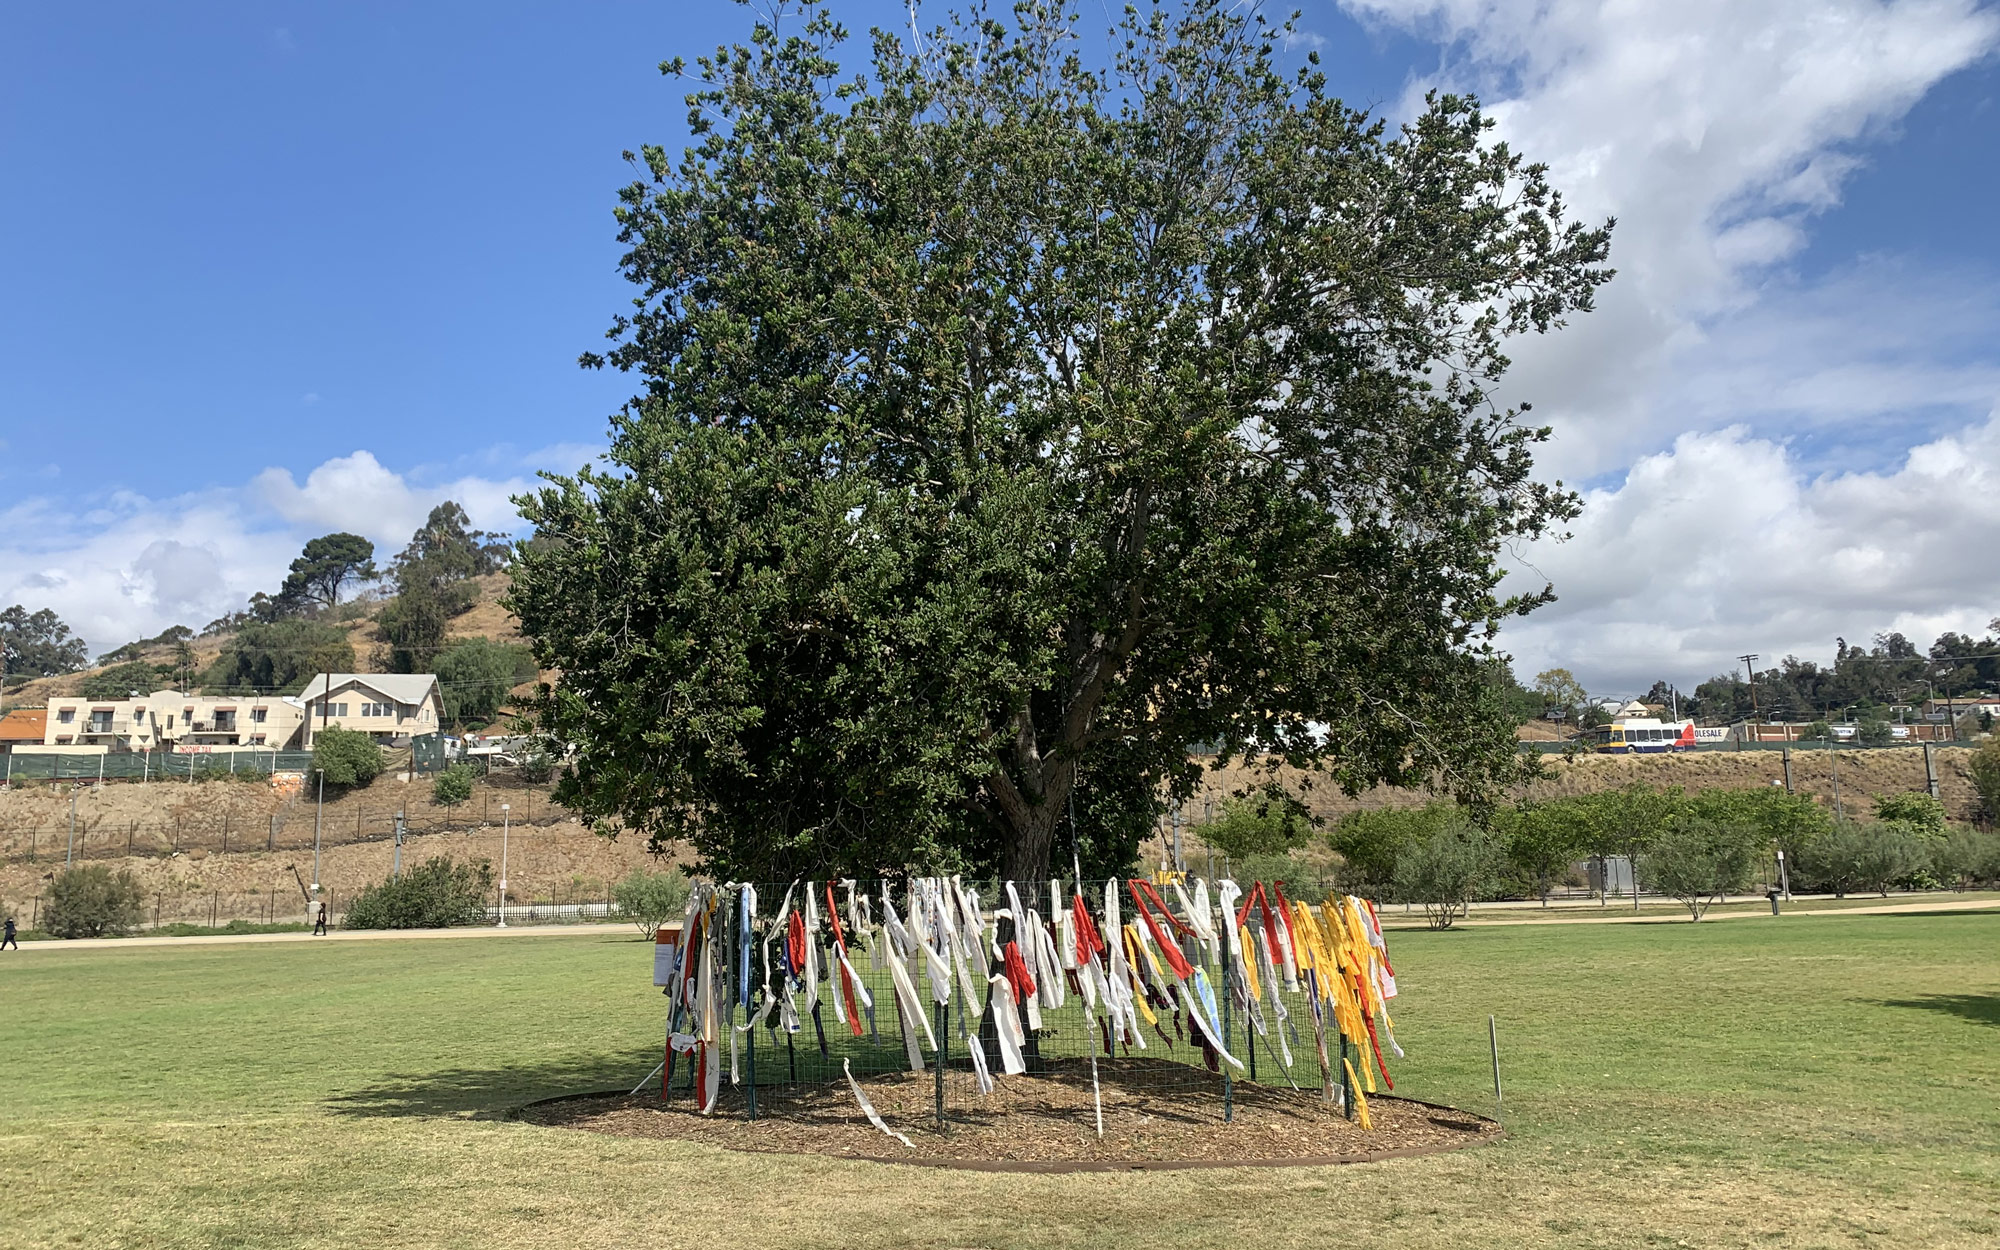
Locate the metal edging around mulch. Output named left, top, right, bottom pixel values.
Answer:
left=508, top=1089, right=1505, bottom=1174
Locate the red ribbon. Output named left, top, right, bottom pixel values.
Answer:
left=1001, top=940, right=1037, bottom=1005
left=1125, top=879, right=1195, bottom=981
left=824, top=883, right=863, bottom=1037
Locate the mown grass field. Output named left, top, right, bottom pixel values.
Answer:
left=2, top=909, right=1995, bottom=1248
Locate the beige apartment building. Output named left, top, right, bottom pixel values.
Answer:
left=296, top=674, right=444, bottom=747
left=38, top=690, right=309, bottom=753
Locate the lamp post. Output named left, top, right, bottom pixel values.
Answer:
left=497, top=803, right=511, bottom=928
left=311, top=767, right=325, bottom=896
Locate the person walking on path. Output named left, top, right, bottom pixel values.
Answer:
left=3, top=916, right=18, bottom=950
left=313, top=902, right=328, bottom=936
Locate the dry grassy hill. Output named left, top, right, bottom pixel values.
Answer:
left=2, top=572, right=533, bottom=710
left=1197, top=744, right=1988, bottom=825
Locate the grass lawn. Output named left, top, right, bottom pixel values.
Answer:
left=1, top=910, right=1995, bottom=1248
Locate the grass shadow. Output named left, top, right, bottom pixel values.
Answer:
left=1869, top=994, right=2000, bottom=1029
left=325, top=1048, right=661, bottom=1119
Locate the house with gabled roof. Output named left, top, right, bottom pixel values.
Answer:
left=297, top=673, right=443, bottom=747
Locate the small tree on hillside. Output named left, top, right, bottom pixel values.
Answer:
left=312, top=726, right=384, bottom=788
left=280, top=533, right=378, bottom=609
left=431, top=763, right=475, bottom=812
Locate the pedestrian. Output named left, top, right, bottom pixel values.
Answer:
left=3, top=916, right=17, bottom=950
left=313, top=901, right=328, bottom=936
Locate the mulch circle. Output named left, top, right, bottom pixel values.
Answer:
left=516, top=1057, right=1501, bottom=1171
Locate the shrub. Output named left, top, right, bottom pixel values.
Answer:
left=1637, top=818, right=1761, bottom=921
left=1934, top=826, right=2000, bottom=888
left=1968, top=737, right=2000, bottom=823
left=1193, top=792, right=1314, bottom=859
left=1391, top=814, right=1496, bottom=930
left=1330, top=803, right=1459, bottom=894
left=42, top=865, right=146, bottom=938
left=1873, top=792, right=1946, bottom=839
left=1797, top=821, right=1925, bottom=898
left=431, top=763, right=475, bottom=810
left=518, top=750, right=556, bottom=785
left=342, top=856, right=493, bottom=929
left=312, top=726, right=384, bottom=787
left=612, top=867, right=692, bottom=938
left=1856, top=719, right=1893, bottom=747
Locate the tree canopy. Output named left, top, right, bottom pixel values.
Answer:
left=379, top=502, right=505, bottom=674
left=2, top=605, right=89, bottom=678
left=279, top=533, right=379, bottom=609
left=509, top=0, right=1612, bottom=883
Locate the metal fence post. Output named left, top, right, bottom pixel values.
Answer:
left=1221, top=940, right=1234, bottom=1123
left=1339, top=1032, right=1353, bottom=1120
left=746, top=1004, right=758, bottom=1122
left=934, top=1000, right=947, bottom=1133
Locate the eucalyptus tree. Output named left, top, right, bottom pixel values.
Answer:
left=510, top=0, right=1613, bottom=883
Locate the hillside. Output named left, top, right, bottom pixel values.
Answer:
left=1198, top=743, right=1988, bottom=825
left=2, top=572, right=530, bottom=711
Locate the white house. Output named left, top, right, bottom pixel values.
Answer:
left=297, top=674, right=444, bottom=747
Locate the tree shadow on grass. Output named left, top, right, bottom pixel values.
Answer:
left=1868, top=994, right=2000, bottom=1029
left=325, top=1048, right=661, bottom=1119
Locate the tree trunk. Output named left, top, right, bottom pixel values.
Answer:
left=998, top=800, right=1064, bottom=886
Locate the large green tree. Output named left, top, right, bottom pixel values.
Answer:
left=202, top=621, right=355, bottom=693
left=279, top=533, right=378, bottom=609
left=509, top=1, right=1612, bottom=883
left=1, top=605, right=89, bottom=678
left=379, top=502, right=504, bottom=673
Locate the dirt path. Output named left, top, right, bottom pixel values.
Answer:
left=1380, top=895, right=2000, bottom=929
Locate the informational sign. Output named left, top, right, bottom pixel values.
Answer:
left=653, top=926, right=681, bottom=986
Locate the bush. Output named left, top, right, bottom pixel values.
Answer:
left=518, top=750, right=556, bottom=785
left=1329, top=803, right=1459, bottom=894
left=1873, top=792, right=1946, bottom=838
left=1637, top=818, right=1761, bottom=921
left=1856, top=719, right=1893, bottom=747
left=431, top=763, right=475, bottom=810
left=612, top=867, right=692, bottom=938
left=1968, top=737, right=2000, bottom=823
left=1391, top=814, right=1495, bottom=930
left=42, top=865, right=146, bottom=938
left=342, top=856, right=493, bottom=929
left=312, top=726, right=384, bottom=787
left=1934, top=826, right=2000, bottom=888
left=1796, top=821, right=1925, bottom=898
left=1193, top=792, right=1314, bottom=859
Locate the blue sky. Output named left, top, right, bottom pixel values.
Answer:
left=4, top=1, right=1999, bottom=697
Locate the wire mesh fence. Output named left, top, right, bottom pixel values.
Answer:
left=0, top=775, right=566, bottom=867
left=645, top=875, right=1397, bottom=1132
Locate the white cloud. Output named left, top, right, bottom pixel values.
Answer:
left=1332, top=1, right=2000, bottom=690
left=1504, top=410, right=2000, bottom=695
left=1, top=452, right=533, bottom=658
left=1339, top=0, right=2000, bottom=477
left=252, top=450, right=533, bottom=547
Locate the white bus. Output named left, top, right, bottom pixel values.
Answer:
left=1581, top=718, right=1698, bottom=754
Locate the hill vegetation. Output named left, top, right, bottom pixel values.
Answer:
left=0, top=500, right=538, bottom=733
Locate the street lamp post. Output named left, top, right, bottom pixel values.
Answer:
left=497, top=803, right=511, bottom=928
left=311, top=767, right=325, bottom=896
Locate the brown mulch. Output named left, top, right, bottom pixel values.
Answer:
left=517, top=1057, right=1500, bottom=1170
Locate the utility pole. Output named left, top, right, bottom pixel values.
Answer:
left=1739, top=654, right=1760, bottom=734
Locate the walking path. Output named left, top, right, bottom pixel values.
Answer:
left=1, top=921, right=630, bottom=953
left=5, top=893, right=1993, bottom=954
left=1382, top=895, right=1999, bottom=929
